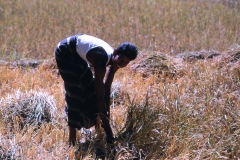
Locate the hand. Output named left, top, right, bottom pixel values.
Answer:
left=106, top=136, right=116, bottom=160
left=109, top=66, right=118, bottom=73
left=106, top=135, right=115, bottom=145
left=101, top=121, right=113, bottom=138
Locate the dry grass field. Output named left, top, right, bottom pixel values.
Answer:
left=0, top=0, right=239, bottom=159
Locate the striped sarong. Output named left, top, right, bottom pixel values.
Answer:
left=54, top=35, right=98, bottom=129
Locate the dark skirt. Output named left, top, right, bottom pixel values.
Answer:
left=54, top=35, right=98, bottom=129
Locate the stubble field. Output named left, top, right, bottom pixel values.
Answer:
left=0, top=0, right=239, bottom=159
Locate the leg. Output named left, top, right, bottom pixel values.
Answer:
left=55, top=45, right=84, bottom=146
left=69, top=126, right=77, bottom=146
left=55, top=38, right=90, bottom=146
left=95, top=115, right=101, bottom=132
left=95, top=116, right=106, bottom=159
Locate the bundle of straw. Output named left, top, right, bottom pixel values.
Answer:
left=0, top=90, right=57, bottom=129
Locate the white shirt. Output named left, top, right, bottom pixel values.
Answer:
left=76, top=34, right=113, bottom=65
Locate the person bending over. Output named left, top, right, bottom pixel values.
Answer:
left=54, top=34, right=138, bottom=146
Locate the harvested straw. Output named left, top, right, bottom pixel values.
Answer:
left=0, top=133, right=17, bottom=160
left=0, top=146, right=16, bottom=160
left=112, top=96, right=163, bottom=159
left=0, top=90, right=57, bottom=130
left=130, top=52, right=181, bottom=79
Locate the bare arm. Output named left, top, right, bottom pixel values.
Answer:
left=86, top=48, right=114, bottom=139
left=104, top=67, right=117, bottom=119
left=94, top=65, right=114, bottom=137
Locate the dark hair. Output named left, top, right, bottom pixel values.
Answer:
left=116, top=42, right=138, bottom=60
